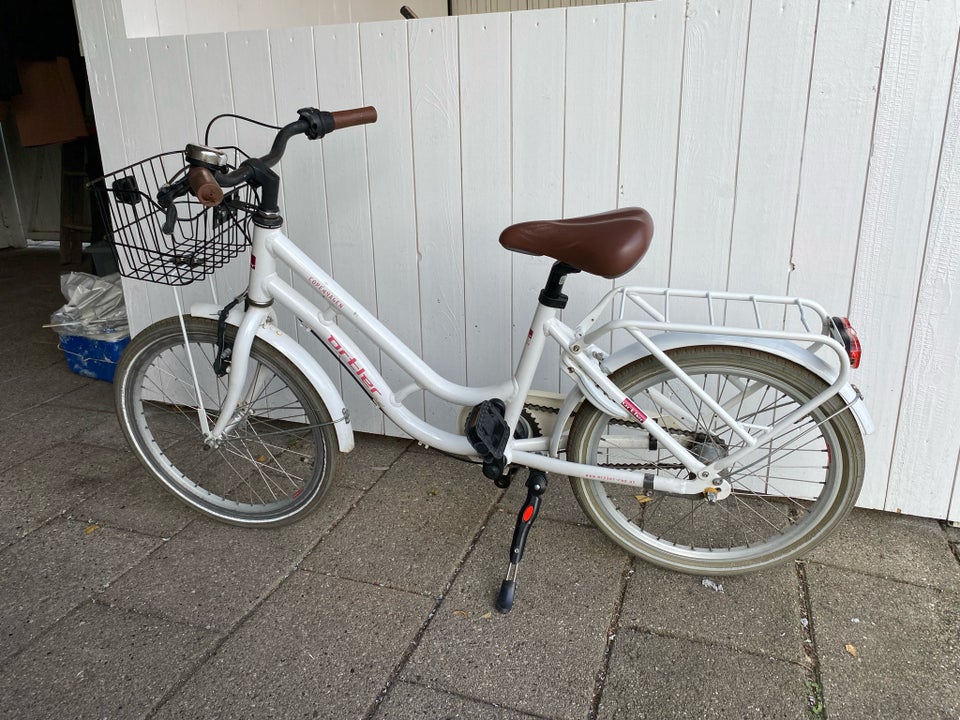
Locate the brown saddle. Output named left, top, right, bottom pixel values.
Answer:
left=498, top=208, right=654, bottom=278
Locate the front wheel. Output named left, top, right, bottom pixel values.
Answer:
left=114, top=316, right=340, bottom=526
left=567, top=346, right=864, bottom=574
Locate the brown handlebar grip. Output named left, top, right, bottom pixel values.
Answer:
left=188, top=166, right=224, bottom=208
left=330, top=106, right=378, bottom=130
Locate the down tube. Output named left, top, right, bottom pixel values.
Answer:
left=259, top=283, right=476, bottom=456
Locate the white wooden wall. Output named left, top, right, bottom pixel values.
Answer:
left=74, top=0, right=960, bottom=522
left=451, top=0, right=639, bottom=12
left=118, top=0, right=447, bottom=37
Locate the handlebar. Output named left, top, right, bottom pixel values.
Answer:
left=168, top=106, right=378, bottom=215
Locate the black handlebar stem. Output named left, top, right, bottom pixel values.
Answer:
left=239, top=158, right=281, bottom=214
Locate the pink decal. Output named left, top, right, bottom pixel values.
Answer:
left=309, top=277, right=345, bottom=310
left=327, top=335, right=382, bottom=397
left=621, top=398, right=648, bottom=423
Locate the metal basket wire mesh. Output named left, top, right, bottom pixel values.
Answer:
left=90, top=149, right=257, bottom=286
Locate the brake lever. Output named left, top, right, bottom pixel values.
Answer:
left=161, top=203, right=178, bottom=235
left=157, top=177, right=189, bottom=235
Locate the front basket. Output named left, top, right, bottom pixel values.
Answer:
left=90, top=149, right=257, bottom=286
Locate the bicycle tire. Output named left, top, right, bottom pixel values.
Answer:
left=115, top=316, right=340, bottom=526
left=567, top=346, right=864, bottom=574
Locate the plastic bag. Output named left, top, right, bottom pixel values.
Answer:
left=49, top=272, right=128, bottom=339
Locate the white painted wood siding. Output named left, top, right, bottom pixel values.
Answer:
left=119, top=0, right=448, bottom=37
left=74, top=0, right=960, bottom=521
left=452, top=0, right=644, bottom=13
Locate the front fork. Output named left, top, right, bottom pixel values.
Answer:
left=202, top=304, right=271, bottom=447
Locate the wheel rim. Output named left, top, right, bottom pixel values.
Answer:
left=124, top=325, right=328, bottom=523
left=573, top=354, right=849, bottom=568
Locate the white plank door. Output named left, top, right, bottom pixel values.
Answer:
left=887, top=41, right=960, bottom=517
left=669, top=0, right=750, bottom=292
left=510, top=7, right=566, bottom=393
left=561, top=4, right=624, bottom=361
left=789, top=0, right=889, bottom=316
left=617, top=0, right=685, bottom=291
left=359, top=19, right=424, bottom=432
left=408, top=16, right=467, bottom=431
left=460, top=12, right=513, bottom=387
left=725, top=0, right=817, bottom=330
left=849, top=0, right=960, bottom=510
left=314, top=23, right=384, bottom=434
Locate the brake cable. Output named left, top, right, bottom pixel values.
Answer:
left=204, top=114, right=284, bottom=146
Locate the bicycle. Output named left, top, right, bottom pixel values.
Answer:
left=96, top=106, right=872, bottom=613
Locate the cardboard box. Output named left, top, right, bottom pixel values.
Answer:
left=11, top=57, right=87, bottom=147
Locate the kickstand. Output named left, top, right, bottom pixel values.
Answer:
left=496, top=469, right=547, bottom=613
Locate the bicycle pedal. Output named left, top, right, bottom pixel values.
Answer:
left=465, top=399, right=510, bottom=479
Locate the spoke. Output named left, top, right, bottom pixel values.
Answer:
left=758, top=473, right=827, bottom=484
left=141, top=399, right=202, bottom=434
left=231, top=437, right=283, bottom=502
left=213, top=444, right=268, bottom=505
left=662, top=379, right=707, bottom=435
left=652, top=498, right=708, bottom=544
left=166, top=344, right=224, bottom=409
left=725, top=425, right=828, bottom=482
left=237, top=426, right=316, bottom=462
left=724, top=493, right=792, bottom=533
left=242, top=427, right=305, bottom=492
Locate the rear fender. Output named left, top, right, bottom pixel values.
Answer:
left=549, top=332, right=873, bottom=457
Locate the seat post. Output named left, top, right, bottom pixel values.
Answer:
left=539, top=261, right=581, bottom=309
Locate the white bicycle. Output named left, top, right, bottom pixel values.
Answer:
left=98, top=106, right=871, bottom=612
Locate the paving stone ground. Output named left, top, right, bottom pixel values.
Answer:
left=2, top=247, right=959, bottom=719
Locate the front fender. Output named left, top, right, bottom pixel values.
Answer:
left=549, top=332, right=873, bottom=456
left=191, top=303, right=355, bottom=454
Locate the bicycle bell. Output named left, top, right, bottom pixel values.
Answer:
left=185, top=144, right=228, bottom=171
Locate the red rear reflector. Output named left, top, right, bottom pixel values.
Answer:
left=831, top=317, right=862, bottom=369
left=522, top=505, right=534, bottom=523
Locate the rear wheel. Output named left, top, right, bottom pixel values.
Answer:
left=115, top=316, right=340, bottom=526
left=567, top=346, right=864, bottom=574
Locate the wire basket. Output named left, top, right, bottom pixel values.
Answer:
left=90, top=149, right=257, bottom=286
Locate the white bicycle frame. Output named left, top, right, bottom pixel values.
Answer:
left=190, top=223, right=863, bottom=500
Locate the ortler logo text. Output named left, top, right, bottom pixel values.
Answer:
left=327, top=335, right=381, bottom=397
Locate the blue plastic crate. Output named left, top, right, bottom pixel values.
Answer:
left=59, top=334, right=130, bottom=382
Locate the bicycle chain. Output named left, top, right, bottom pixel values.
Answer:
left=523, top=401, right=711, bottom=443
left=522, top=402, right=722, bottom=472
